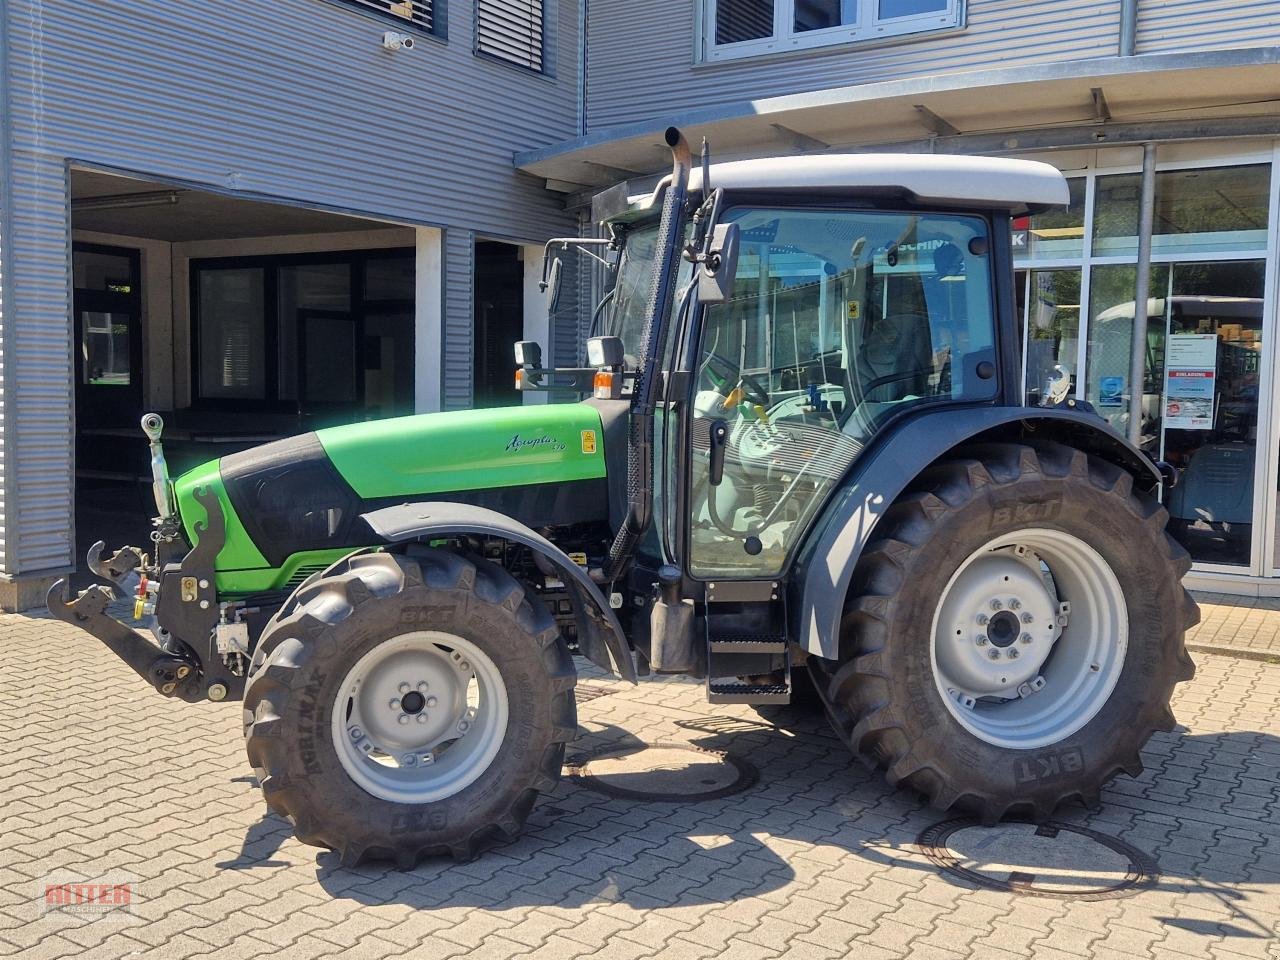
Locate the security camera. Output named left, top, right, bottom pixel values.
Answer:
left=382, top=31, right=415, bottom=51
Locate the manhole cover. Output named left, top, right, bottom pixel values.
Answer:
left=918, top=819, right=1158, bottom=900
left=566, top=743, right=757, bottom=801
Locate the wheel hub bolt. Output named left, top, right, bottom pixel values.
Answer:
left=975, top=636, right=988, bottom=646
left=1022, top=612, right=1034, bottom=624
left=990, top=599, right=1003, bottom=611
left=457, top=719, right=471, bottom=734
left=1009, top=598, right=1021, bottom=610
left=402, top=754, right=417, bottom=767
left=459, top=661, right=471, bottom=673
left=1020, top=632, right=1033, bottom=644
left=389, top=698, right=401, bottom=710
left=416, top=714, right=428, bottom=724
left=1007, top=648, right=1020, bottom=659
left=426, top=696, right=438, bottom=708
left=398, top=715, right=410, bottom=725
left=417, top=681, right=429, bottom=692
left=988, top=649, right=1001, bottom=660
left=349, top=727, right=363, bottom=740
left=976, top=614, right=989, bottom=626
left=398, top=682, right=411, bottom=694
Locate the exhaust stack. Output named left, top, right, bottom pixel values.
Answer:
left=602, top=127, right=692, bottom=582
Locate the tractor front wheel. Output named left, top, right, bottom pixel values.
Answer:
left=820, top=441, right=1197, bottom=821
left=242, top=549, right=576, bottom=866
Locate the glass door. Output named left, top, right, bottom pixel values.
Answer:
left=73, top=244, right=143, bottom=428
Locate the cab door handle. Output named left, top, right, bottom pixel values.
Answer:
left=708, top=419, right=728, bottom=486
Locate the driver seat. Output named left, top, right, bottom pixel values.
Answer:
left=854, top=310, right=934, bottom=403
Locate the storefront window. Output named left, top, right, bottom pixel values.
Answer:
left=1161, top=261, right=1265, bottom=567
left=1016, top=269, right=1081, bottom=404
left=1084, top=263, right=1169, bottom=436
left=1019, top=155, right=1273, bottom=571
left=1093, top=165, right=1270, bottom=258
left=1012, top=179, right=1085, bottom=261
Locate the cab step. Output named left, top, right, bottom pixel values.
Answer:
left=708, top=636, right=788, bottom=654
left=707, top=678, right=791, bottom=704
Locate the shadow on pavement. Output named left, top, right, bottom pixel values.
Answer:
left=221, top=691, right=1278, bottom=939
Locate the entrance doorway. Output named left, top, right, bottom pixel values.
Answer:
left=473, top=241, right=524, bottom=408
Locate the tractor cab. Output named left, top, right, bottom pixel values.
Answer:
left=518, top=140, right=1071, bottom=692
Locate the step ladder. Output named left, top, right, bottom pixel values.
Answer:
left=703, top=582, right=791, bottom=704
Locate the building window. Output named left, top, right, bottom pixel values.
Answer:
left=475, top=0, right=546, bottom=72
left=1013, top=158, right=1273, bottom=570
left=704, top=0, right=963, bottom=61
left=329, top=0, right=444, bottom=37
left=192, top=250, right=415, bottom=425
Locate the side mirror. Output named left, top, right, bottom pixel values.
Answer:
left=697, top=222, right=740, bottom=304
left=586, top=335, right=624, bottom=368
left=539, top=256, right=564, bottom=314
left=514, top=340, right=542, bottom=367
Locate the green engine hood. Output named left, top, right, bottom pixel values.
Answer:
left=315, top=403, right=606, bottom=498
left=172, top=403, right=608, bottom=595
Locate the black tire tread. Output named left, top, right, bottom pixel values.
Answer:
left=243, top=548, right=575, bottom=866
left=822, top=441, right=1197, bottom=823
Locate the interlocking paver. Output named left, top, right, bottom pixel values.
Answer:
left=2, top=599, right=1279, bottom=960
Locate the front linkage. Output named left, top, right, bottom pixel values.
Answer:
left=48, top=425, right=238, bottom=703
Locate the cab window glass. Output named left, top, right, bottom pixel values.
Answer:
left=688, top=207, right=997, bottom=577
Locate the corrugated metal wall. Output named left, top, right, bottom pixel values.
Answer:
left=442, top=229, right=475, bottom=409
left=586, top=0, right=1123, bottom=129
left=1135, top=0, right=1280, bottom=54
left=0, top=0, right=582, bottom=577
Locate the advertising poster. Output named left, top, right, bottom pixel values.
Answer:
left=1164, top=334, right=1217, bottom=430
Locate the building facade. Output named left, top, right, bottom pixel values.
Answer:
left=1, top=0, right=1279, bottom=606
left=521, top=0, right=1280, bottom=597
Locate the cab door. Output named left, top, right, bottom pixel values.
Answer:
left=683, top=205, right=1001, bottom=579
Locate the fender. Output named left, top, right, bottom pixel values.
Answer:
left=792, top=406, right=1160, bottom=660
left=362, top=502, right=637, bottom=682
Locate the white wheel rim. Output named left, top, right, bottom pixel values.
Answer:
left=331, top=631, right=508, bottom=803
left=929, top=528, right=1127, bottom=750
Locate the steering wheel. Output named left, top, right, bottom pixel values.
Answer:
left=701, top=351, right=771, bottom=409
left=856, top=368, right=930, bottom=403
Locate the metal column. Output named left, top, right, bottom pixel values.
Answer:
left=1127, top=143, right=1158, bottom=447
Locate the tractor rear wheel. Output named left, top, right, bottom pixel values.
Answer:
left=819, top=441, right=1197, bottom=821
left=242, top=549, right=576, bottom=866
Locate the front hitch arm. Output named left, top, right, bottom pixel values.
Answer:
left=86, top=541, right=143, bottom=598
left=46, top=581, right=203, bottom=702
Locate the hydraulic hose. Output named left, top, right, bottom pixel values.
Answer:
left=602, top=127, right=692, bottom=582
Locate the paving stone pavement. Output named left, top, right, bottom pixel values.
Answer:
left=1188, top=593, right=1280, bottom=662
left=1, top=595, right=1277, bottom=960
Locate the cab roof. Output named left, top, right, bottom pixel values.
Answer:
left=629, top=153, right=1069, bottom=217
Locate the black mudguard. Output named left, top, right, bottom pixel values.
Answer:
left=792, top=406, right=1161, bottom=661
left=362, top=502, right=638, bottom=682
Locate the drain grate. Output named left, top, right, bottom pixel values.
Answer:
left=918, top=819, right=1159, bottom=900
left=566, top=743, right=758, bottom=802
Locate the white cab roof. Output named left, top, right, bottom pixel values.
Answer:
left=643, top=154, right=1069, bottom=215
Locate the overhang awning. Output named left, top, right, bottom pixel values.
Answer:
left=515, top=48, right=1280, bottom=194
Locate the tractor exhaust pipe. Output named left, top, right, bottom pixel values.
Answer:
left=602, top=127, right=692, bottom=582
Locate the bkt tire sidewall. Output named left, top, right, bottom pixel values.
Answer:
left=283, top=581, right=555, bottom=843
left=886, top=473, right=1180, bottom=800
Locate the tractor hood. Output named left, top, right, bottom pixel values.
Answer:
left=172, top=403, right=609, bottom=595
left=316, top=404, right=606, bottom=499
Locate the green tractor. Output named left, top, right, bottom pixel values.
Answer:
left=52, top=129, right=1196, bottom=866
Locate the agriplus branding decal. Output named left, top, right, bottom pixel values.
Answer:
left=505, top=433, right=567, bottom=454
